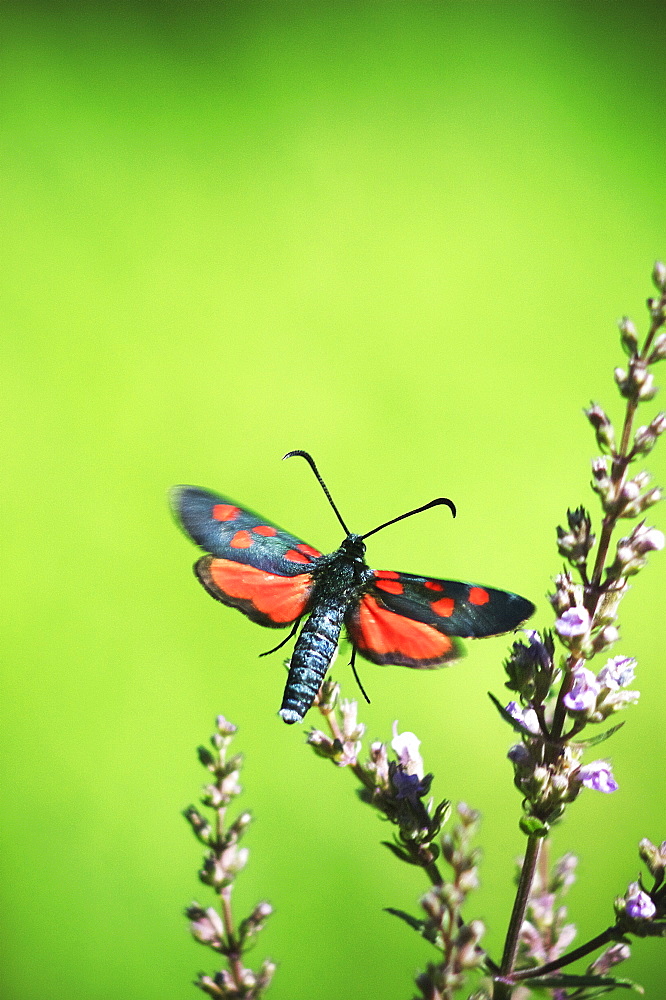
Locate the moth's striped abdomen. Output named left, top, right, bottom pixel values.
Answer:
left=279, top=598, right=347, bottom=724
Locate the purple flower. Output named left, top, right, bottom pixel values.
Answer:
left=563, top=667, right=600, bottom=713
left=576, top=761, right=618, bottom=793
left=555, top=607, right=590, bottom=638
left=506, top=701, right=540, bottom=734
left=597, top=655, right=637, bottom=690
left=625, top=881, right=656, bottom=920
left=523, top=629, right=553, bottom=670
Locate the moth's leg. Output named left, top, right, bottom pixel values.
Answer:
left=349, top=646, right=371, bottom=705
left=259, top=619, right=301, bottom=657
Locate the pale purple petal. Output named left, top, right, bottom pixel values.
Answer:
left=597, top=656, right=637, bottom=690
left=625, top=881, right=656, bottom=919
left=506, top=701, right=540, bottom=734
left=563, top=667, right=600, bottom=712
left=555, top=607, right=590, bottom=638
left=577, top=761, right=618, bottom=793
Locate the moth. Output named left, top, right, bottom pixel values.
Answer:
left=171, top=451, right=534, bottom=723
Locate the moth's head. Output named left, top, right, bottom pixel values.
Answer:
left=340, top=532, right=367, bottom=563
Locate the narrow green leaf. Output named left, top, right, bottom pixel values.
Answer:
left=522, top=971, right=642, bottom=992
left=571, top=722, right=625, bottom=749
left=382, top=841, right=415, bottom=865
left=384, top=908, right=426, bottom=934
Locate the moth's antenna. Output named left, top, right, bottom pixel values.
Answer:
left=283, top=450, right=351, bottom=535
left=361, top=497, right=456, bottom=540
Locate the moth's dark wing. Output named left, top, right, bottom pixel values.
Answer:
left=170, top=486, right=322, bottom=576
left=367, top=570, right=535, bottom=638
left=195, top=556, right=315, bottom=628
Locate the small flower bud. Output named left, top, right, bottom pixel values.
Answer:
left=196, top=973, right=226, bottom=997
left=557, top=506, right=595, bottom=566
left=648, top=332, right=666, bottom=364
left=552, top=853, right=578, bottom=892
left=630, top=522, right=665, bottom=554
left=618, top=316, right=639, bottom=356
left=228, top=811, right=252, bottom=839
left=183, top=806, right=212, bottom=845
left=258, top=959, right=277, bottom=989
left=637, top=371, right=657, bottom=400
left=215, top=715, right=237, bottom=736
left=197, top=745, right=217, bottom=770
left=589, top=942, right=631, bottom=976
left=186, top=904, right=225, bottom=948
left=584, top=404, right=616, bottom=452
left=202, top=783, right=225, bottom=809
left=314, top=677, right=340, bottom=712
left=614, top=366, right=629, bottom=394
left=340, top=699, right=365, bottom=741
left=549, top=572, right=583, bottom=616
left=639, top=838, right=666, bottom=881
left=633, top=413, right=666, bottom=454
left=239, top=901, right=273, bottom=943
left=589, top=625, right=620, bottom=655
left=652, top=260, right=666, bottom=293
left=456, top=919, right=486, bottom=968
left=616, top=359, right=658, bottom=400
left=307, top=729, right=337, bottom=758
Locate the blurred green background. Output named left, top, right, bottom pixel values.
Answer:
left=1, top=3, right=665, bottom=997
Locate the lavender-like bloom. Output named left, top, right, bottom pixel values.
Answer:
left=563, top=666, right=600, bottom=713
left=184, top=719, right=274, bottom=999
left=597, top=655, right=637, bottom=689
left=505, top=701, right=540, bottom=734
left=576, top=761, right=619, bottom=793
left=624, top=881, right=657, bottom=920
left=554, top=606, right=590, bottom=638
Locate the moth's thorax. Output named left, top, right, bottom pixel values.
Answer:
left=311, top=533, right=372, bottom=600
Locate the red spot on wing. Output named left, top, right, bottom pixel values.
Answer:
left=431, top=597, right=455, bottom=617
left=468, top=587, right=489, bottom=605
left=350, top=595, right=454, bottom=663
left=252, top=525, right=277, bottom=536
left=213, top=503, right=240, bottom=522
left=424, top=580, right=443, bottom=591
left=296, top=543, right=321, bottom=559
left=208, top=559, right=313, bottom=623
left=230, top=530, right=253, bottom=549
left=375, top=579, right=404, bottom=595
left=375, top=570, right=401, bottom=580
left=285, top=549, right=310, bottom=564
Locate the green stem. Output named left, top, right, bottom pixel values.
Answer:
left=509, top=925, right=619, bottom=982
left=493, top=833, right=542, bottom=1000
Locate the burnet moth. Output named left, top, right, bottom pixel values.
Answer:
left=171, top=451, right=535, bottom=723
